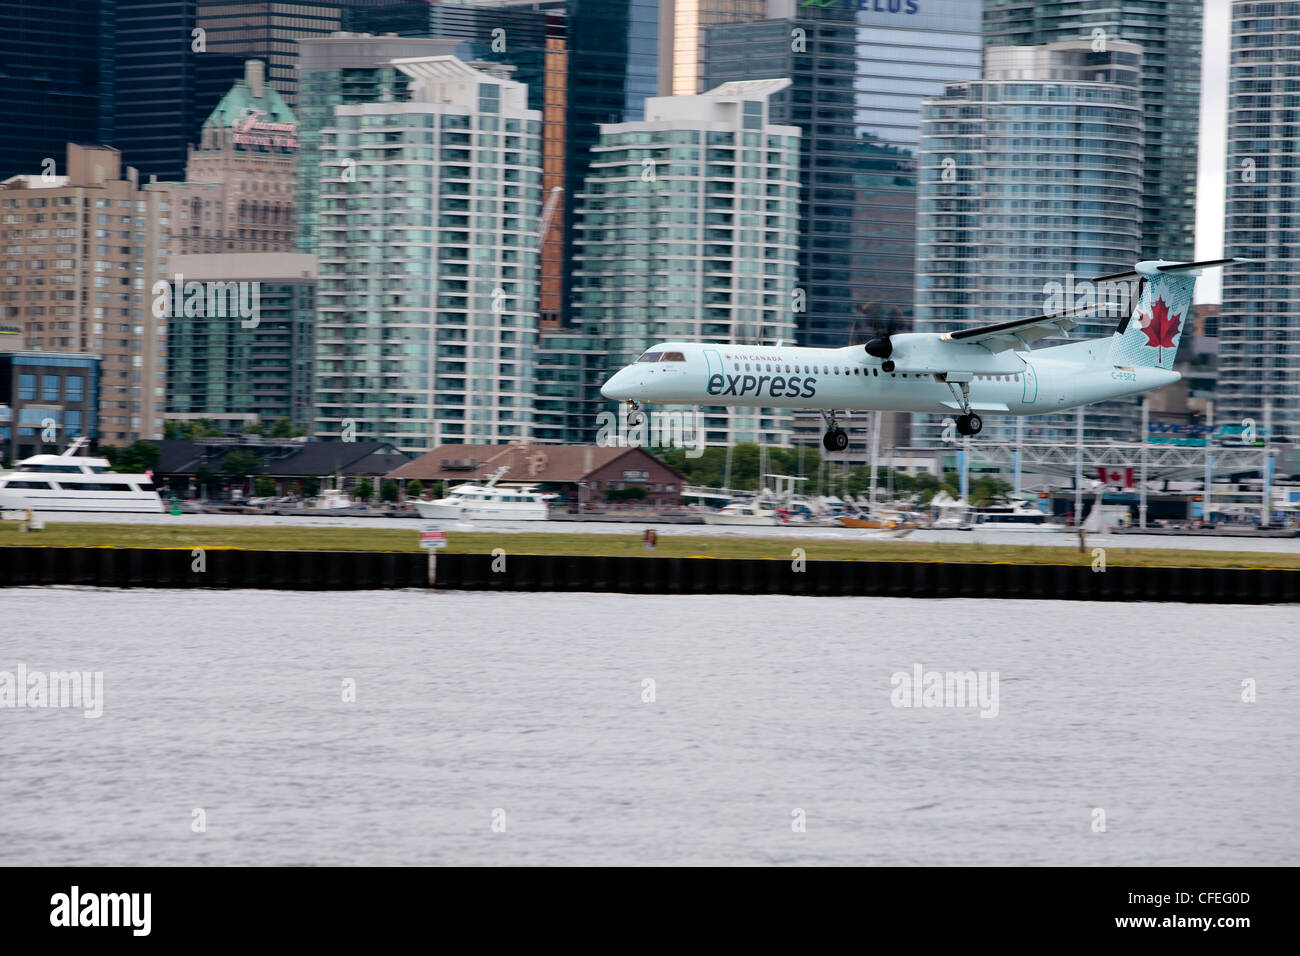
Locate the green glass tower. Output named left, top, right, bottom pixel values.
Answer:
left=983, top=0, right=1204, bottom=261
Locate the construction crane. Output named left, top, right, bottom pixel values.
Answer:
left=538, top=185, right=563, bottom=242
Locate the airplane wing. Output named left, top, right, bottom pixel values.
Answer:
left=939, top=302, right=1097, bottom=352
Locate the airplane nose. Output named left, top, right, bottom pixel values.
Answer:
left=600, top=370, right=626, bottom=400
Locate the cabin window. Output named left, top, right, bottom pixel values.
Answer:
left=660, top=351, right=685, bottom=362
left=5, top=480, right=51, bottom=489
left=745, top=364, right=751, bottom=371
left=137, top=482, right=156, bottom=492
left=873, top=368, right=878, bottom=376
left=636, top=350, right=662, bottom=363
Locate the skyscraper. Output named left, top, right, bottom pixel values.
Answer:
left=313, top=56, right=544, bottom=450
left=569, top=79, right=802, bottom=446
left=1221, top=3, right=1300, bottom=441
left=0, top=144, right=170, bottom=446
left=983, top=0, right=1204, bottom=262
left=703, top=0, right=982, bottom=348
left=164, top=60, right=300, bottom=255
left=0, top=0, right=115, bottom=181
left=658, top=0, right=766, bottom=96
left=295, top=35, right=470, bottom=257
left=913, top=40, right=1144, bottom=444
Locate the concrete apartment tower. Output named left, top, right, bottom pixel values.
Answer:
left=313, top=56, right=544, bottom=452
left=0, top=143, right=168, bottom=446
left=913, top=40, right=1144, bottom=444
left=565, top=78, right=801, bottom=447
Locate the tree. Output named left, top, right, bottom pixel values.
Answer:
left=407, top=479, right=424, bottom=500
left=267, top=416, right=300, bottom=437
left=106, top=441, right=159, bottom=475
left=353, top=477, right=374, bottom=502
left=656, top=442, right=823, bottom=492
left=300, top=476, right=320, bottom=497
left=219, top=449, right=262, bottom=482
left=380, top=479, right=399, bottom=503
left=243, top=421, right=264, bottom=436
left=178, top=419, right=224, bottom=440
left=254, top=476, right=277, bottom=498
left=969, top=475, right=1013, bottom=508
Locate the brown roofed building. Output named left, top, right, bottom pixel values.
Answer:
left=388, top=444, right=686, bottom=509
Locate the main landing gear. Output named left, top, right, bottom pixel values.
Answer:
left=956, top=413, right=983, bottom=437
left=820, top=410, right=849, bottom=452
left=943, top=380, right=984, bottom=437
left=625, top=400, right=644, bottom=427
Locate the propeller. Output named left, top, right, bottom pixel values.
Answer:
left=859, top=301, right=903, bottom=370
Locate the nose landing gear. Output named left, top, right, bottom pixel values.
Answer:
left=625, top=400, right=645, bottom=427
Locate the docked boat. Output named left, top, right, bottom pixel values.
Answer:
left=702, top=500, right=780, bottom=526
left=414, top=467, right=550, bottom=521
left=971, top=500, right=1064, bottom=531
left=0, top=438, right=164, bottom=513
left=314, top=488, right=356, bottom=510
left=836, top=511, right=900, bottom=529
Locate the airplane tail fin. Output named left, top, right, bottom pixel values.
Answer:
left=1101, top=258, right=1253, bottom=370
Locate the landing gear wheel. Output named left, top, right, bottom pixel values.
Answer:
left=822, top=428, right=849, bottom=452
left=626, top=402, right=644, bottom=427
left=956, top=413, right=983, bottom=437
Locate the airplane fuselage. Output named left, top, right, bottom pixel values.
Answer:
left=600, top=340, right=1179, bottom=416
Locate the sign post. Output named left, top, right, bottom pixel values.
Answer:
left=420, top=526, right=447, bottom=586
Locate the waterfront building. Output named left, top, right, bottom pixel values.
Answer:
left=313, top=56, right=544, bottom=451
left=912, top=40, right=1145, bottom=444
left=0, top=143, right=169, bottom=445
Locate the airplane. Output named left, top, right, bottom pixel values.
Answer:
left=599, top=258, right=1250, bottom=450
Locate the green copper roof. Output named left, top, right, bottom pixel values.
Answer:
left=204, top=69, right=297, bottom=131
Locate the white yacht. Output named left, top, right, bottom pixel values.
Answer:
left=415, top=467, right=550, bottom=521
left=971, top=500, right=1064, bottom=532
left=701, top=500, right=780, bottom=526
left=0, top=438, right=165, bottom=513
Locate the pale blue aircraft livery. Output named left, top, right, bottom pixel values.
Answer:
left=600, top=259, right=1250, bottom=451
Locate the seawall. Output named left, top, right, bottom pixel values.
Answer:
left=1, top=546, right=1296, bottom=602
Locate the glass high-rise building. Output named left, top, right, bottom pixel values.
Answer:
left=165, top=253, right=318, bottom=431
left=1221, top=3, right=1300, bottom=441
left=703, top=0, right=982, bottom=349
left=912, top=40, right=1144, bottom=444
left=658, top=0, right=766, bottom=96
left=567, top=79, right=802, bottom=446
left=313, top=56, right=544, bottom=450
left=0, top=0, right=115, bottom=181
left=295, top=35, right=470, bottom=257
left=983, top=0, right=1204, bottom=262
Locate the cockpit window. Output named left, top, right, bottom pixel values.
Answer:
left=661, top=351, right=685, bottom=362
left=637, top=351, right=663, bottom=363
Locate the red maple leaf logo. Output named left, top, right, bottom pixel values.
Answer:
left=1138, top=297, right=1181, bottom=363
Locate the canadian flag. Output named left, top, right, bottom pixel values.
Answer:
left=1097, top=466, right=1134, bottom=487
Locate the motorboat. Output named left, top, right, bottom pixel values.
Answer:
left=0, top=437, right=164, bottom=513
left=415, top=466, right=550, bottom=521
